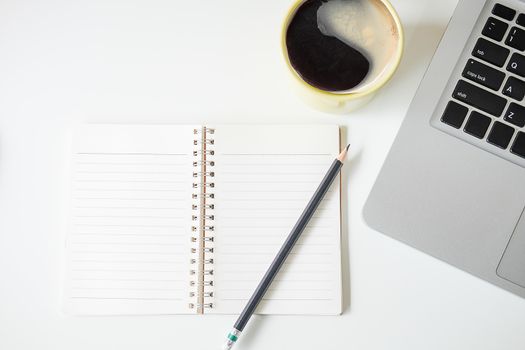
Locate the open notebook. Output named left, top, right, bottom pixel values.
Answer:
left=63, top=124, right=342, bottom=315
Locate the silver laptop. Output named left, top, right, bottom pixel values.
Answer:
left=364, top=0, right=525, bottom=299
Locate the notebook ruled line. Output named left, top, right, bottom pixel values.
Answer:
left=70, top=297, right=184, bottom=301
left=217, top=262, right=331, bottom=266
left=72, top=269, right=184, bottom=273
left=75, top=162, right=188, bottom=166
left=219, top=298, right=332, bottom=301
left=216, top=252, right=332, bottom=256
left=72, top=278, right=186, bottom=282
left=216, top=208, right=332, bottom=211
left=73, top=197, right=186, bottom=201
left=76, top=152, right=188, bottom=156
left=220, top=153, right=331, bottom=156
left=72, top=251, right=185, bottom=255
left=74, top=189, right=187, bottom=192
left=74, top=224, right=185, bottom=228
left=219, top=279, right=331, bottom=283
left=76, top=171, right=188, bottom=175
left=221, top=181, right=320, bottom=184
left=220, top=243, right=335, bottom=247
left=74, top=206, right=186, bottom=210
left=220, top=172, right=326, bottom=176
left=72, top=287, right=184, bottom=291
left=74, top=180, right=187, bottom=183
left=72, top=260, right=185, bottom=264
left=217, top=190, right=334, bottom=193
left=219, top=163, right=332, bottom=167
left=73, top=233, right=187, bottom=237
left=73, top=215, right=187, bottom=219
left=218, top=225, right=330, bottom=229
left=220, top=199, right=326, bottom=202
left=219, top=270, right=331, bottom=274
left=219, top=288, right=332, bottom=292
left=71, top=242, right=184, bottom=246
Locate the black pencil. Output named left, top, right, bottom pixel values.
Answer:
left=221, top=144, right=350, bottom=350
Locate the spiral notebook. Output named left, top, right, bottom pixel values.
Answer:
left=63, top=124, right=342, bottom=315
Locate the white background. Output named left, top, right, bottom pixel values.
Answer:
left=1, top=0, right=524, bottom=349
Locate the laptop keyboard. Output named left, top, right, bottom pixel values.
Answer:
left=439, top=2, right=525, bottom=162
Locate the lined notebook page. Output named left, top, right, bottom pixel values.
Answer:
left=210, top=125, right=342, bottom=315
left=63, top=125, right=197, bottom=315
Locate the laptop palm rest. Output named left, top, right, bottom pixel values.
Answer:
left=497, top=206, right=525, bottom=288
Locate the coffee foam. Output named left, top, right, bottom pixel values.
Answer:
left=316, top=0, right=399, bottom=93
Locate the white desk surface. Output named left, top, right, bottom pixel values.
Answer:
left=1, top=0, right=525, bottom=349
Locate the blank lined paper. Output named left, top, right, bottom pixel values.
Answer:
left=211, top=125, right=342, bottom=315
left=64, top=125, right=196, bottom=315
left=63, top=124, right=342, bottom=316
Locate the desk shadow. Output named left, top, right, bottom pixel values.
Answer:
left=398, top=21, right=451, bottom=81
left=339, top=22, right=450, bottom=313
left=364, top=22, right=451, bottom=113
left=398, top=22, right=448, bottom=70
left=339, top=127, right=362, bottom=314
left=236, top=315, right=267, bottom=349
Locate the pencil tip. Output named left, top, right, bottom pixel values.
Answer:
left=337, top=144, right=351, bottom=162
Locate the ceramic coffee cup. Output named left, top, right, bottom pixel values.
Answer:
left=281, top=0, right=404, bottom=113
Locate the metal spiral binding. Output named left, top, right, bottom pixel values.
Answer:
left=189, top=127, right=216, bottom=314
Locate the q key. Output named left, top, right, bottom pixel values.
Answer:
left=507, top=52, right=525, bottom=77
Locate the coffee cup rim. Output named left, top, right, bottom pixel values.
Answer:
left=281, top=0, right=404, bottom=100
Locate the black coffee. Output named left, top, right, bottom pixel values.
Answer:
left=286, top=0, right=370, bottom=92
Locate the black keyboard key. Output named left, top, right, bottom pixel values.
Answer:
left=487, top=121, right=515, bottom=149
left=493, top=3, right=516, bottom=21
left=462, top=59, right=505, bottom=90
left=441, top=101, right=468, bottom=128
left=453, top=80, right=507, bottom=116
left=503, top=76, right=525, bottom=100
left=464, top=111, right=492, bottom=139
left=517, top=13, right=525, bottom=27
left=505, top=26, right=525, bottom=51
left=472, top=38, right=510, bottom=67
left=483, top=17, right=509, bottom=41
left=511, top=131, right=525, bottom=158
left=504, top=102, right=525, bottom=127
left=506, top=52, right=525, bottom=77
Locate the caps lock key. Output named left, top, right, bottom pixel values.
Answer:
left=462, top=59, right=506, bottom=90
